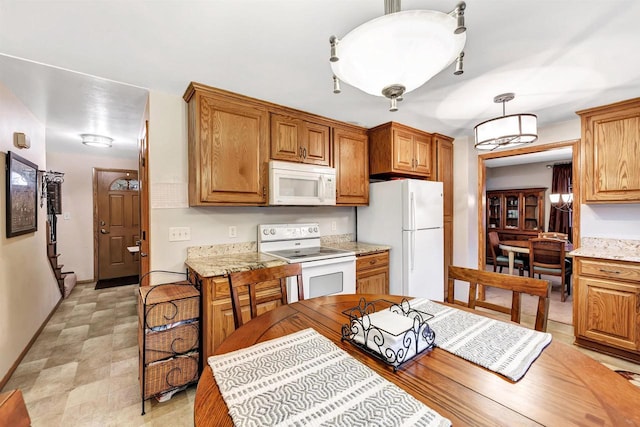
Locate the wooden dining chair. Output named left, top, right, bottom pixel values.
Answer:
left=488, top=231, right=525, bottom=276
left=228, top=263, right=303, bottom=328
left=447, top=265, right=551, bottom=332
left=529, top=238, right=571, bottom=302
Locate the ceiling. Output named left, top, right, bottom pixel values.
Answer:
left=1, top=0, right=639, bottom=158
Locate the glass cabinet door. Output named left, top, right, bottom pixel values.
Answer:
left=504, top=194, right=519, bottom=229
left=487, top=195, right=502, bottom=230
left=523, top=193, right=541, bottom=231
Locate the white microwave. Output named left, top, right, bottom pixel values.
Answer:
left=269, top=160, right=337, bottom=206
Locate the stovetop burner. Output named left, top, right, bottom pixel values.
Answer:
left=265, top=247, right=354, bottom=262
left=258, top=223, right=355, bottom=263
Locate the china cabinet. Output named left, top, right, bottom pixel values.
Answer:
left=486, top=188, right=546, bottom=261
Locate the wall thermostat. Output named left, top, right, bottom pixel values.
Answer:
left=13, top=132, right=30, bottom=149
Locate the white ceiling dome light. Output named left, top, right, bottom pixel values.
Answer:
left=330, top=1, right=467, bottom=112
left=81, top=133, right=113, bottom=148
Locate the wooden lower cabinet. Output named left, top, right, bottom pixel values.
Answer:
left=198, top=274, right=285, bottom=360
left=574, top=257, right=640, bottom=362
left=356, top=251, right=389, bottom=294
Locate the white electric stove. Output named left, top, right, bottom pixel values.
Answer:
left=258, top=223, right=356, bottom=302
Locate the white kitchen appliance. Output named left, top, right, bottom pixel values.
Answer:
left=357, top=179, right=444, bottom=301
left=269, top=160, right=337, bottom=206
left=258, top=223, right=356, bottom=302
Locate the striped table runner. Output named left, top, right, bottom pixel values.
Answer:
left=410, top=299, right=552, bottom=381
left=209, top=328, right=451, bottom=427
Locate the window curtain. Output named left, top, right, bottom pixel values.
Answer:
left=548, top=163, right=572, bottom=237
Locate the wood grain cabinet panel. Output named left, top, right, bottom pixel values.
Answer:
left=333, top=126, right=369, bottom=205
left=184, top=83, right=269, bottom=205
left=369, top=122, right=432, bottom=178
left=356, top=251, right=389, bottom=294
left=270, top=113, right=330, bottom=166
left=199, top=274, right=285, bottom=360
left=574, top=258, right=640, bottom=361
left=432, top=134, right=454, bottom=295
left=578, top=97, right=640, bottom=203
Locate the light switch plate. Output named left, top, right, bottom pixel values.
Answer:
left=169, top=226, right=191, bottom=241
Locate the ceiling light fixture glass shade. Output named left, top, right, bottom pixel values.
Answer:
left=330, top=1, right=466, bottom=111
left=474, top=93, right=538, bottom=151
left=81, top=133, right=113, bottom=148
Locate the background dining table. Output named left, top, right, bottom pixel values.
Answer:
left=499, top=239, right=574, bottom=275
left=194, top=294, right=640, bottom=427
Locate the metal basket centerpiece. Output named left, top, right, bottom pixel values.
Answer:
left=341, top=298, right=435, bottom=371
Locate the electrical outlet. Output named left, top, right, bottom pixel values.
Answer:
left=63, top=212, right=71, bottom=220
left=331, top=221, right=337, bottom=231
left=169, top=226, right=191, bottom=241
left=228, top=226, right=237, bottom=238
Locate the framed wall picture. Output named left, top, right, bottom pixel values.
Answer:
left=6, top=151, right=38, bottom=238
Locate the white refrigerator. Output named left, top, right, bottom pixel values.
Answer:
left=357, top=179, right=444, bottom=301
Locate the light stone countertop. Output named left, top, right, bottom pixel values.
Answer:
left=185, top=237, right=391, bottom=278
left=324, top=241, right=391, bottom=256
left=185, top=252, right=287, bottom=278
left=568, top=237, right=640, bottom=263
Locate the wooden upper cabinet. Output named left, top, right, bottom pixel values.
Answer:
left=333, top=126, right=369, bottom=205
left=578, top=97, right=640, bottom=203
left=432, top=134, right=454, bottom=220
left=184, top=83, right=269, bottom=206
left=270, top=113, right=330, bottom=166
left=369, top=122, right=432, bottom=178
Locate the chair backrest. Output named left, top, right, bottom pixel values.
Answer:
left=447, top=265, right=551, bottom=332
left=487, top=230, right=500, bottom=260
left=228, top=263, right=303, bottom=328
left=529, top=238, right=565, bottom=275
left=538, top=232, right=569, bottom=241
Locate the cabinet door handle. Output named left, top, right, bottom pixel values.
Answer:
left=299, top=147, right=303, bottom=158
left=369, top=259, right=377, bottom=265
left=599, top=269, right=621, bottom=274
left=263, top=187, right=266, bottom=196
left=303, top=148, right=307, bottom=158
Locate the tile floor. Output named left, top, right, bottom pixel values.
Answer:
left=3, top=280, right=640, bottom=427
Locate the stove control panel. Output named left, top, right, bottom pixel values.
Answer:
left=258, top=223, right=320, bottom=242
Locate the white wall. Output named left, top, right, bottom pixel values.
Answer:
left=46, top=151, right=138, bottom=281
left=0, top=83, right=60, bottom=381
left=147, top=90, right=355, bottom=283
left=486, top=161, right=554, bottom=232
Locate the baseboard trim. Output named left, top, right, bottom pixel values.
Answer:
left=77, top=279, right=94, bottom=284
left=0, top=296, right=63, bottom=390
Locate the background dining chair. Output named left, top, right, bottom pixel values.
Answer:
left=488, top=230, right=525, bottom=276
left=228, top=263, right=303, bottom=328
left=529, top=238, right=571, bottom=302
left=447, top=265, right=551, bottom=332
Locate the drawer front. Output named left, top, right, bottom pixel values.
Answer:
left=144, top=322, right=199, bottom=364
left=356, top=252, right=389, bottom=271
left=144, top=352, right=199, bottom=398
left=577, top=259, right=640, bottom=282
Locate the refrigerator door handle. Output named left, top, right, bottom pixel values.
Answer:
left=410, top=230, right=415, bottom=271
left=410, top=192, right=416, bottom=230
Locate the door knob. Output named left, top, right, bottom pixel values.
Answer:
left=140, top=252, right=148, bottom=257
left=100, top=228, right=109, bottom=234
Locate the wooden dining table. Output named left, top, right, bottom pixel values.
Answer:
left=499, top=239, right=574, bottom=275
left=194, top=294, right=640, bottom=427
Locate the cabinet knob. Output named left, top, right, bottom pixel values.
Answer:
left=369, top=259, right=377, bottom=265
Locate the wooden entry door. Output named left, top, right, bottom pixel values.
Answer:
left=95, top=169, right=140, bottom=280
